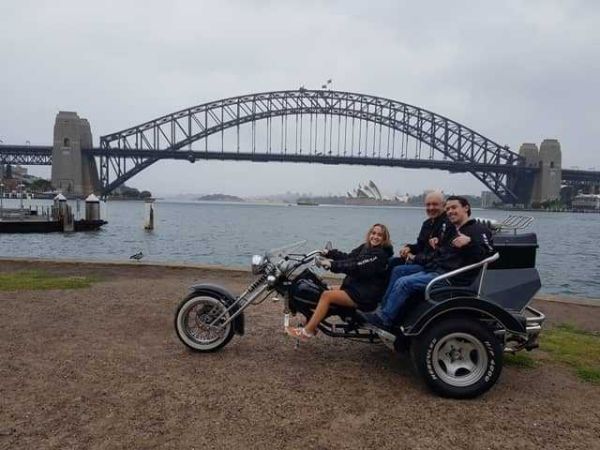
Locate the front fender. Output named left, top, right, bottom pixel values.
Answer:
left=188, top=283, right=245, bottom=336
left=402, top=296, right=526, bottom=337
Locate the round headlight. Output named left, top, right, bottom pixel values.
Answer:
left=267, top=274, right=277, bottom=287
left=251, top=254, right=265, bottom=274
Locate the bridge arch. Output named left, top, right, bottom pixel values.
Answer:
left=99, top=89, right=524, bottom=201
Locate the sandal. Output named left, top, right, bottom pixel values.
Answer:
left=285, top=327, right=315, bottom=341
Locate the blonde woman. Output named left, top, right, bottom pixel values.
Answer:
left=286, top=224, right=394, bottom=340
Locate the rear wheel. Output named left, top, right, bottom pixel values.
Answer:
left=174, top=293, right=235, bottom=352
left=411, top=317, right=503, bottom=398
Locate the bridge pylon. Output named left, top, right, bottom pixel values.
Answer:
left=51, top=111, right=100, bottom=197
left=508, top=140, right=562, bottom=206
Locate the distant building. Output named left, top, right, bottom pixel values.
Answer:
left=347, top=180, right=384, bottom=200
left=481, top=191, right=500, bottom=208
left=572, top=194, right=600, bottom=210
left=345, top=180, right=409, bottom=205
left=1, top=165, right=28, bottom=179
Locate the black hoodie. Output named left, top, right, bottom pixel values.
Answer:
left=409, top=213, right=456, bottom=266
left=425, top=218, right=494, bottom=283
left=327, top=243, right=394, bottom=310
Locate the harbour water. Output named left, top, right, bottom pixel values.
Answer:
left=1, top=198, right=599, bottom=299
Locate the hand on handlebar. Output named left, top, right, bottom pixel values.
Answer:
left=315, top=256, right=332, bottom=270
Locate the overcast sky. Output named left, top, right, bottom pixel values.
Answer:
left=1, top=0, right=599, bottom=197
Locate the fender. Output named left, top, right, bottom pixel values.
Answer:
left=402, top=296, right=526, bottom=337
left=189, top=283, right=245, bottom=336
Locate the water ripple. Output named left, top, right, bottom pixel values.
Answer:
left=1, top=198, right=598, bottom=299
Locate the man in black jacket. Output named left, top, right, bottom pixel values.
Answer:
left=386, top=191, right=453, bottom=285
left=361, top=196, right=494, bottom=329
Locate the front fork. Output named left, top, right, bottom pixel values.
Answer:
left=209, top=275, right=270, bottom=327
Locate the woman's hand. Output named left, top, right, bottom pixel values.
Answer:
left=315, top=256, right=332, bottom=270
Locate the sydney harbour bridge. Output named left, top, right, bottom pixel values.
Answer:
left=1, top=89, right=598, bottom=204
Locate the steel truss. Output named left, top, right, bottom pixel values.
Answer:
left=562, top=169, right=600, bottom=185
left=100, top=90, right=525, bottom=201
left=0, top=145, right=53, bottom=165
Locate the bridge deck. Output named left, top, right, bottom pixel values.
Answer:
left=1, top=144, right=599, bottom=184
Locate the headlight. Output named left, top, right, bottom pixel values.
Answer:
left=251, top=254, right=265, bottom=274
left=267, top=274, right=277, bottom=287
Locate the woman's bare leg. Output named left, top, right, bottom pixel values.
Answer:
left=304, top=290, right=356, bottom=334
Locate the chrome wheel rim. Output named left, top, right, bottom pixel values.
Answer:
left=432, top=332, right=488, bottom=387
left=178, top=296, right=230, bottom=349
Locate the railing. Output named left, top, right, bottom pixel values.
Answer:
left=424, top=252, right=500, bottom=301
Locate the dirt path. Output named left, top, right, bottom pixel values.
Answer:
left=1, top=262, right=599, bottom=449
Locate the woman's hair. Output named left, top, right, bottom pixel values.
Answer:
left=365, top=223, right=392, bottom=248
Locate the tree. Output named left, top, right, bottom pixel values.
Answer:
left=28, top=178, right=53, bottom=192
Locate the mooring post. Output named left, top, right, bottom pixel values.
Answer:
left=144, top=199, right=155, bottom=231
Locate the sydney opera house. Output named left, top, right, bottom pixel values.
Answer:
left=346, top=180, right=407, bottom=204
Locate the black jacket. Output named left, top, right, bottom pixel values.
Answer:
left=408, top=213, right=455, bottom=266
left=425, top=219, right=494, bottom=283
left=327, top=243, right=394, bottom=310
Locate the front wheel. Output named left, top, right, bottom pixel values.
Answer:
left=410, top=317, right=503, bottom=399
left=174, top=293, right=235, bottom=352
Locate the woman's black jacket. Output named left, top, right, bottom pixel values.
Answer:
left=326, top=243, right=394, bottom=310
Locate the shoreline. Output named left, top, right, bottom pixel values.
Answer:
left=1, top=256, right=597, bottom=305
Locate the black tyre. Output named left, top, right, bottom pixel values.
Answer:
left=174, top=293, right=235, bottom=352
left=410, top=317, right=503, bottom=399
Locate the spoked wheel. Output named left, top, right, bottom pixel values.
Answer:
left=411, top=317, right=503, bottom=399
left=174, top=294, right=235, bottom=352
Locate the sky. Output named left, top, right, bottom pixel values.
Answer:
left=1, top=0, right=599, bottom=197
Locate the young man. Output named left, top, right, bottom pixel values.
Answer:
left=360, top=195, right=494, bottom=330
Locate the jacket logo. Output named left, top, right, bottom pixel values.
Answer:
left=357, top=256, right=377, bottom=266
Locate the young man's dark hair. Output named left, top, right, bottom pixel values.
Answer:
left=446, top=195, right=471, bottom=216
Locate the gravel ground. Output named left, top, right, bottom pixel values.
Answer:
left=1, top=261, right=599, bottom=449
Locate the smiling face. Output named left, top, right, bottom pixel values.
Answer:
left=367, top=225, right=386, bottom=247
left=424, top=192, right=445, bottom=219
left=445, top=199, right=470, bottom=225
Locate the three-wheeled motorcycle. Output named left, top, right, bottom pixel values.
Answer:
left=174, top=215, right=545, bottom=398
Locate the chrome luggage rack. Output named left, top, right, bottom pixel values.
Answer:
left=476, top=215, right=534, bottom=234
left=499, top=215, right=534, bottom=231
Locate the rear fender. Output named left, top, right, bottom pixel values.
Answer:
left=402, top=296, right=526, bottom=337
left=189, top=283, right=245, bottom=336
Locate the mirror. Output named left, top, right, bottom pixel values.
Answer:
left=325, top=241, right=333, bottom=251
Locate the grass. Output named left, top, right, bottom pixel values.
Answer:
left=504, top=353, right=537, bottom=368
left=540, top=323, right=600, bottom=385
left=504, top=323, right=600, bottom=385
left=0, top=270, right=97, bottom=291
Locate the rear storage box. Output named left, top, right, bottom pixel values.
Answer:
left=491, top=232, right=538, bottom=269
